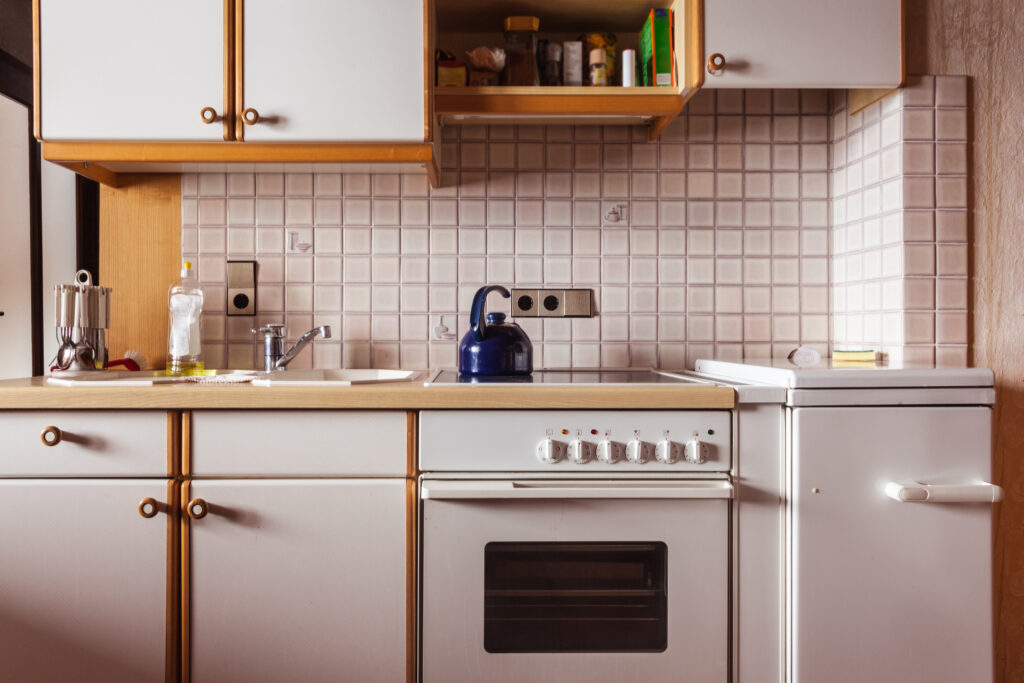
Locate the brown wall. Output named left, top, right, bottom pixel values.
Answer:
left=905, top=1, right=1024, bottom=679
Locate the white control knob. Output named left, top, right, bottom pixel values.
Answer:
left=567, top=439, right=592, bottom=464
left=537, top=438, right=564, bottom=464
left=626, top=439, right=650, bottom=464
left=684, top=438, right=709, bottom=464
left=596, top=439, right=621, bottom=464
left=655, top=439, right=682, bottom=464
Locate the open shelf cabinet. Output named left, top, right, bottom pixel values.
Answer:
left=432, top=0, right=704, bottom=141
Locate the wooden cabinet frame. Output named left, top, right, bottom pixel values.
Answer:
left=32, top=0, right=439, bottom=187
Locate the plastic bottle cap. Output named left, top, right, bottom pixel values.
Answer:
left=589, top=48, right=606, bottom=65
left=183, top=261, right=192, bottom=269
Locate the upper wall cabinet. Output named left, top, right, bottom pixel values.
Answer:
left=38, top=0, right=226, bottom=141
left=238, top=0, right=426, bottom=142
left=34, top=0, right=437, bottom=187
left=702, top=0, right=903, bottom=88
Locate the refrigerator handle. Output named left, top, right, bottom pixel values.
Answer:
left=885, top=481, right=1004, bottom=503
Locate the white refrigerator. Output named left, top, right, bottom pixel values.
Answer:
left=694, top=360, right=1000, bottom=683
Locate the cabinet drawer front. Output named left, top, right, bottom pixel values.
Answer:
left=0, top=411, right=169, bottom=477
left=189, top=411, right=409, bottom=476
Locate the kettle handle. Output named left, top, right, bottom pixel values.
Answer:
left=470, top=285, right=511, bottom=342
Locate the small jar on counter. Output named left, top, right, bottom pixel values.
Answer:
left=501, top=16, right=540, bottom=86
left=588, top=48, right=608, bottom=86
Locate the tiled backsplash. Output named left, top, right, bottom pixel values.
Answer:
left=830, top=76, right=969, bottom=365
left=182, top=82, right=968, bottom=370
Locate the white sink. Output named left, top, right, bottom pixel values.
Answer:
left=250, top=369, right=426, bottom=386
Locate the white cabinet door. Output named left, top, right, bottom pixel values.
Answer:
left=240, top=0, right=425, bottom=142
left=791, top=406, right=994, bottom=683
left=0, top=480, right=170, bottom=682
left=703, top=0, right=902, bottom=88
left=0, top=95, right=32, bottom=379
left=40, top=0, right=224, bottom=140
left=189, top=479, right=408, bottom=682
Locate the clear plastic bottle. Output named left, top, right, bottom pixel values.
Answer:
left=166, top=261, right=204, bottom=375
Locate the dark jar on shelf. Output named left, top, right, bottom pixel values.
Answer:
left=501, top=16, right=540, bottom=86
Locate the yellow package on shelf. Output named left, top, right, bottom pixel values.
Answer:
left=832, top=350, right=877, bottom=362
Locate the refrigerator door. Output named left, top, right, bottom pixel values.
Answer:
left=791, top=406, right=995, bottom=683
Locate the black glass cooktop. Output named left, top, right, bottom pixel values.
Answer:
left=430, top=369, right=703, bottom=385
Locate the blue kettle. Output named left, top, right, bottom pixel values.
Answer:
left=458, top=285, right=533, bottom=376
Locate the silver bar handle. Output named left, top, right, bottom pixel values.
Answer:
left=421, top=480, right=733, bottom=501
left=885, top=481, right=1003, bottom=503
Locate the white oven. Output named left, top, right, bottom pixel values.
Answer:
left=419, top=409, right=733, bottom=683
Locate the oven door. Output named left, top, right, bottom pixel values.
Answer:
left=421, top=479, right=731, bottom=683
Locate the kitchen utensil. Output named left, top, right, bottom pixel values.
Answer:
left=458, top=285, right=532, bottom=376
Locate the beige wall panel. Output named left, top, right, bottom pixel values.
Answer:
left=99, top=175, right=181, bottom=370
left=906, top=1, right=1024, bottom=679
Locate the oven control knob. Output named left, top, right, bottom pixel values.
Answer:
left=567, top=439, right=592, bottom=464
left=625, top=439, right=650, bottom=465
left=655, top=439, right=682, bottom=464
left=537, top=438, right=564, bottom=464
left=596, top=439, right=621, bottom=464
left=684, top=439, right=709, bottom=464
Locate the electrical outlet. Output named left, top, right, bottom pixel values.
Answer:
left=511, top=288, right=594, bottom=318
left=226, top=260, right=256, bottom=316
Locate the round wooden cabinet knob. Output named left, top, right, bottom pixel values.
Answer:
left=200, top=106, right=220, bottom=124
left=186, top=498, right=208, bottom=520
left=707, top=53, right=726, bottom=74
left=138, top=497, right=159, bottom=518
left=40, top=425, right=63, bottom=447
left=241, top=108, right=261, bottom=125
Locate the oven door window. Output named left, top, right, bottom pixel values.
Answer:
left=483, top=542, right=667, bottom=653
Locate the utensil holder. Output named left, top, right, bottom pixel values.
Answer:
left=51, top=270, right=111, bottom=372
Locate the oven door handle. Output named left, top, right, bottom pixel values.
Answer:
left=421, top=480, right=734, bottom=500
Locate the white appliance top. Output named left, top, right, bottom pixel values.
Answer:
left=693, top=359, right=994, bottom=389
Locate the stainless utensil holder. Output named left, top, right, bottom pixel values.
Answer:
left=52, top=270, right=110, bottom=371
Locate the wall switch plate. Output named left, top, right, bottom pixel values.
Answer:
left=226, top=260, right=256, bottom=316
left=511, top=288, right=594, bottom=318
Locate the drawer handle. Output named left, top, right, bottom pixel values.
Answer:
left=138, top=497, right=159, bottom=518
left=200, top=106, right=222, bottom=124
left=186, top=498, right=208, bottom=520
left=40, top=425, right=63, bottom=447
left=241, top=107, right=262, bottom=125
left=707, top=53, right=726, bottom=73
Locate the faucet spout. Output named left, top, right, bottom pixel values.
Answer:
left=274, top=325, right=331, bottom=370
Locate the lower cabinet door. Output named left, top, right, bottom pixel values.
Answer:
left=0, top=480, right=171, bottom=683
left=188, top=479, right=408, bottom=682
left=792, top=406, right=995, bottom=683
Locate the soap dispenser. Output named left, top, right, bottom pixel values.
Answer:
left=166, top=260, right=204, bottom=375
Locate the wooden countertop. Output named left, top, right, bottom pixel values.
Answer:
left=0, top=376, right=735, bottom=410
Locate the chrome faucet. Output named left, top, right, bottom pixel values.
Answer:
left=251, top=324, right=331, bottom=371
